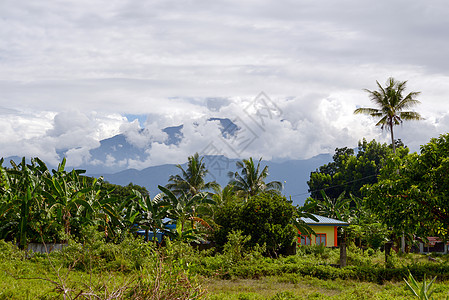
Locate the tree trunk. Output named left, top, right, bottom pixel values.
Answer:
left=390, top=119, right=396, bottom=154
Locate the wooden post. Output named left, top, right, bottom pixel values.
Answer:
left=385, top=241, right=393, bottom=266
left=339, top=242, right=347, bottom=267
left=401, top=232, right=405, bottom=253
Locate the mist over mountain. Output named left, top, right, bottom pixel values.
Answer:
left=3, top=117, right=332, bottom=205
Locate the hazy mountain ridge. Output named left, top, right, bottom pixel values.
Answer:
left=94, top=154, right=332, bottom=206
left=2, top=117, right=332, bottom=205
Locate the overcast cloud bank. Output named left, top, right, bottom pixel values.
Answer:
left=1, top=0, right=449, bottom=169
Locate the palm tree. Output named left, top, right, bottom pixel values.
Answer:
left=166, top=153, right=219, bottom=196
left=228, top=157, right=282, bottom=200
left=305, top=191, right=359, bottom=222
left=354, top=77, right=422, bottom=154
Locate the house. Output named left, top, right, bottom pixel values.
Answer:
left=416, top=237, right=448, bottom=254
left=299, top=214, right=349, bottom=247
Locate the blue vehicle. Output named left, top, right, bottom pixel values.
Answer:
left=135, top=223, right=176, bottom=243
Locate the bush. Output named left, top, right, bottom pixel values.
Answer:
left=214, top=192, right=297, bottom=256
left=0, top=240, right=24, bottom=261
left=55, top=226, right=155, bottom=272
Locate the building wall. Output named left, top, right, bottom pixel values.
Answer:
left=299, top=226, right=338, bottom=247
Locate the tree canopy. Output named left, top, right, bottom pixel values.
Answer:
left=213, top=192, right=299, bottom=256
left=228, top=157, right=282, bottom=200
left=166, top=153, right=219, bottom=196
left=363, top=133, right=449, bottom=238
left=307, top=139, right=393, bottom=200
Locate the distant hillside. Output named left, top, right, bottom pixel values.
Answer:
left=2, top=117, right=333, bottom=205
left=95, top=154, right=332, bottom=206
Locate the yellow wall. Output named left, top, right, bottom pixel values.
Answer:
left=299, top=226, right=337, bottom=247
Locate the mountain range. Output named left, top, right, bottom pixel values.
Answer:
left=93, top=153, right=332, bottom=206
left=3, top=118, right=332, bottom=205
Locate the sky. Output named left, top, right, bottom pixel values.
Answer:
left=1, top=0, right=449, bottom=170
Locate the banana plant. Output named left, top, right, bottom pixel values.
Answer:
left=3, top=158, right=45, bottom=249
left=41, top=159, right=90, bottom=238
left=76, top=176, right=123, bottom=240
left=158, top=185, right=215, bottom=242
left=131, top=189, right=170, bottom=243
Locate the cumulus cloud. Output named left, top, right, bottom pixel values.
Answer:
left=1, top=0, right=449, bottom=170
left=0, top=108, right=131, bottom=166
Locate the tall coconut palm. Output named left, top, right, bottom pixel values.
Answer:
left=166, top=153, right=219, bottom=196
left=354, top=77, right=422, bottom=154
left=228, top=157, right=282, bottom=200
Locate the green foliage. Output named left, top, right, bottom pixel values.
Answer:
left=103, top=181, right=150, bottom=200
left=0, top=157, right=127, bottom=246
left=307, top=139, right=393, bottom=200
left=214, top=192, right=297, bottom=256
left=0, top=239, right=25, bottom=261
left=270, top=291, right=299, bottom=300
left=223, top=230, right=252, bottom=264
left=0, top=238, right=206, bottom=299
left=0, top=155, right=218, bottom=248
left=404, top=271, right=437, bottom=300
left=3, top=237, right=449, bottom=298
left=158, top=185, right=215, bottom=243
left=166, top=152, right=219, bottom=196
left=364, top=133, right=449, bottom=238
left=346, top=217, right=390, bottom=250
left=297, top=244, right=333, bottom=260
left=56, top=226, right=154, bottom=272
left=228, top=157, right=282, bottom=200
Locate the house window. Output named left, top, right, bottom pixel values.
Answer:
left=316, top=234, right=326, bottom=246
left=300, top=235, right=311, bottom=245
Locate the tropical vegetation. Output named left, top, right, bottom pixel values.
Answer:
left=2, top=78, right=449, bottom=299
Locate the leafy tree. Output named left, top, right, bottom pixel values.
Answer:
left=363, top=134, right=449, bottom=239
left=211, top=184, right=238, bottom=207
left=166, top=153, right=219, bottom=196
left=0, top=158, right=52, bottom=248
left=76, top=176, right=122, bottom=240
left=214, top=192, right=307, bottom=256
left=354, top=77, right=422, bottom=153
left=308, top=139, right=392, bottom=200
left=41, top=159, right=88, bottom=237
left=103, top=182, right=149, bottom=201
left=228, top=157, right=282, bottom=200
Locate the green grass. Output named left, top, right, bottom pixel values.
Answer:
left=205, top=276, right=449, bottom=299
left=1, top=239, right=449, bottom=299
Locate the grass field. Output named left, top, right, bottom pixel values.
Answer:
left=1, top=239, right=449, bottom=299
left=205, top=276, right=449, bottom=299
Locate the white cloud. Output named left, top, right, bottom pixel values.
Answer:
left=1, top=0, right=449, bottom=169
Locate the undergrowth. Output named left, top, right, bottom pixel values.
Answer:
left=1, top=233, right=449, bottom=299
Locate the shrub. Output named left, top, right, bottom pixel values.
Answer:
left=214, top=192, right=297, bottom=256
left=0, top=240, right=25, bottom=261
left=55, top=226, right=155, bottom=272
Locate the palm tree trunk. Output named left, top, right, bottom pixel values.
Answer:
left=390, top=119, right=396, bottom=154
